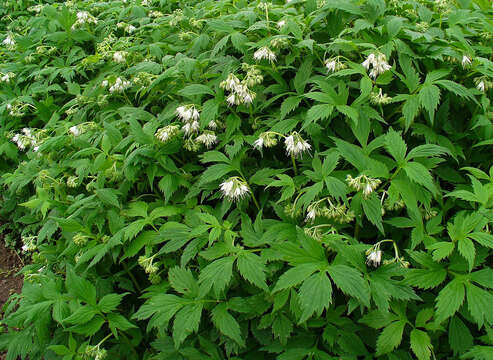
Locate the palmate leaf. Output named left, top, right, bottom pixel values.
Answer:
left=327, top=264, right=371, bottom=306
left=236, top=252, right=268, bottom=290
left=198, top=257, right=235, bottom=297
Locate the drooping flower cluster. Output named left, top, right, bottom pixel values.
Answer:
left=325, top=57, right=346, bottom=73
left=474, top=77, right=492, bottom=92
left=220, top=69, right=258, bottom=106
left=0, top=72, right=15, bottom=83
left=284, top=132, right=311, bottom=157
left=2, top=34, right=16, bottom=50
left=66, top=176, right=79, bottom=188
left=28, top=4, right=44, bottom=13
left=69, top=122, right=97, bottom=137
left=362, top=53, right=392, bottom=79
left=305, top=199, right=355, bottom=224
left=138, top=255, right=158, bottom=274
left=370, top=88, right=392, bottom=105
left=117, top=22, right=137, bottom=33
left=154, top=125, right=180, bottom=144
left=253, top=131, right=278, bottom=150
left=101, top=77, right=131, bottom=93
left=176, top=104, right=200, bottom=135
left=72, top=233, right=89, bottom=247
left=346, top=174, right=381, bottom=198
left=195, top=131, right=218, bottom=148
left=113, top=51, right=128, bottom=63
left=461, top=55, right=472, bottom=68
left=253, top=46, right=277, bottom=63
left=84, top=345, right=107, bottom=360
left=366, top=245, right=382, bottom=267
left=220, top=177, right=250, bottom=201
left=11, top=128, right=42, bottom=151
left=72, top=11, right=98, bottom=29
left=21, top=235, right=37, bottom=252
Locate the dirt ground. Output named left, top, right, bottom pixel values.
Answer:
left=0, top=240, right=24, bottom=360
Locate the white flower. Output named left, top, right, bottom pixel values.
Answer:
left=220, top=74, right=241, bottom=91
left=461, top=55, right=472, bottom=68
left=366, top=249, right=382, bottom=267
left=363, top=183, right=373, bottom=197
left=253, top=137, right=264, bottom=150
left=196, top=131, right=217, bottom=148
left=477, top=80, right=485, bottom=92
left=127, top=24, right=137, bottom=33
left=362, top=53, right=376, bottom=70
left=2, top=34, right=15, bottom=47
left=113, top=51, right=127, bottom=63
left=305, top=208, right=317, bottom=222
left=277, top=20, right=286, bottom=28
left=109, top=77, right=131, bottom=93
left=182, top=120, right=200, bottom=135
left=326, top=60, right=337, bottom=72
left=176, top=105, right=200, bottom=122
left=362, top=53, right=391, bottom=79
left=253, top=47, right=277, bottom=63
left=155, top=125, right=179, bottom=143
left=207, top=120, right=217, bottom=130
left=226, top=93, right=238, bottom=106
left=101, top=80, right=108, bottom=87
left=284, top=132, right=311, bottom=157
left=220, top=177, right=250, bottom=201
left=69, top=125, right=81, bottom=136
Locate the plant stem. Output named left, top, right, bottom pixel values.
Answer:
left=123, top=262, right=141, bottom=293
left=291, top=155, right=298, bottom=175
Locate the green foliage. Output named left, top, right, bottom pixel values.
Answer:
left=0, top=0, right=493, bottom=359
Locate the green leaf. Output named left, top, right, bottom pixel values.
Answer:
left=66, top=267, right=97, bottom=306
left=98, top=293, right=126, bottom=313
left=178, top=84, right=214, bottom=97
left=466, top=283, right=493, bottom=327
left=404, top=161, right=438, bottom=195
left=385, top=129, right=407, bottom=164
left=435, top=278, right=465, bottom=323
left=198, top=256, right=235, bottom=297
left=273, top=263, right=320, bottom=293
left=376, top=320, right=406, bottom=355
left=449, top=316, right=473, bottom=355
left=328, top=264, right=370, bottom=306
left=457, top=237, right=475, bottom=272
left=169, top=267, right=199, bottom=296
left=429, top=242, right=455, bottom=261
left=280, top=96, right=302, bottom=119
left=211, top=303, right=244, bottom=346
left=172, top=303, right=203, bottom=347
left=237, top=252, right=268, bottom=290
left=298, top=272, right=332, bottom=323
left=294, top=58, right=312, bottom=94
left=410, top=329, right=432, bottom=360
left=419, top=84, right=440, bottom=122
left=362, top=193, right=384, bottom=234
left=95, top=188, right=120, bottom=208
left=402, top=95, right=420, bottom=130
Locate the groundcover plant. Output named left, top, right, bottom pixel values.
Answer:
left=1, top=0, right=493, bottom=358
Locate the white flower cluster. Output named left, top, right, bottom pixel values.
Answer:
left=2, top=34, right=16, bottom=49
left=69, top=122, right=97, bottom=137
left=253, top=131, right=278, bottom=150
left=346, top=174, right=381, bottom=198
left=67, top=176, right=79, bottom=188
left=370, top=88, right=392, bottom=105
left=277, top=20, right=286, bottom=29
left=117, top=22, right=137, bottom=33
left=325, top=57, right=346, bottom=73
left=196, top=131, right=218, bottom=148
left=461, top=55, right=472, bottom=68
left=176, top=104, right=200, bottom=135
left=0, top=72, right=15, bottom=83
left=101, top=77, right=131, bottom=93
left=84, top=345, right=107, bottom=360
left=220, top=73, right=257, bottom=106
left=305, top=199, right=355, bottom=224
left=113, top=51, right=128, bottom=63
left=220, top=177, right=250, bottom=201
left=253, top=46, right=277, bottom=63
left=154, top=125, right=180, bottom=143
left=253, top=131, right=311, bottom=158
left=474, top=77, right=492, bottom=92
left=366, top=246, right=382, bottom=267
left=28, top=4, right=44, bottom=13
left=362, top=53, right=392, bottom=79
left=11, top=128, right=40, bottom=151
left=21, top=235, right=37, bottom=252
left=72, top=233, right=89, bottom=246
left=72, top=11, right=98, bottom=30
left=149, top=10, right=164, bottom=18
left=285, top=132, right=311, bottom=157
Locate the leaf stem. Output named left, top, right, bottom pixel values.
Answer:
left=291, top=155, right=298, bottom=176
